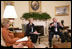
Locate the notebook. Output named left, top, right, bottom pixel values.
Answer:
left=16, top=36, right=28, bottom=42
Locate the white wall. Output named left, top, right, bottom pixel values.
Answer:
left=1, top=1, right=71, bottom=28
left=13, top=1, right=29, bottom=28
left=1, top=1, right=4, bottom=19
left=42, top=1, right=71, bottom=26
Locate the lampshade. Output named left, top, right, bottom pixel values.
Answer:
left=3, top=5, right=17, bottom=18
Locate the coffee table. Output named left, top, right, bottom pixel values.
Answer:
left=53, top=42, right=71, bottom=48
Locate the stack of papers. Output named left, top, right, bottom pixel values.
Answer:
left=16, top=36, right=28, bottom=42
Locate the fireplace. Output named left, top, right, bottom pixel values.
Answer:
left=34, top=26, right=44, bottom=36
left=22, top=24, right=44, bottom=36
left=22, top=20, right=48, bottom=36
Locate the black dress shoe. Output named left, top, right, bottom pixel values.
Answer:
left=45, top=47, right=48, bottom=48
left=67, top=40, right=71, bottom=42
left=62, top=41, right=65, bottom=43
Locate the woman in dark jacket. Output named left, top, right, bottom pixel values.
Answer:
left=25, top=18, right=38, bottom=43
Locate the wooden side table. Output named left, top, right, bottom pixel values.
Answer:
left=14, top=32, right=25, bottom=38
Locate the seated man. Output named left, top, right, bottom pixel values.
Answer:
left=48, top=18, right=65, bottom=48
left=25, top=18, right=38, bottom=44
left=61, top=20, right=71, bottom=42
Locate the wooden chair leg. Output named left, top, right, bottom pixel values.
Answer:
left=58, top=38, right=60, bottom=42
left=39, top=37, right=40, bottom=44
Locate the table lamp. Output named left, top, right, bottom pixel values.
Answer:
left=3, top=1, right=18, bottom=31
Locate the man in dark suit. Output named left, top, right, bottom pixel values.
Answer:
left=48, top=18, right=65, bottom=48
left=25, top=18, right=38, bottom=43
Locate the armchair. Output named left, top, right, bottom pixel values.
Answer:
left=1, top=28, right=6, bottom=47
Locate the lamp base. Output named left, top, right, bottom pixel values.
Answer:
left=8, top=18, right=15, bottom=20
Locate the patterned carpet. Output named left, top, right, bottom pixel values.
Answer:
left=34, top=36, right=52, bottom=48
left=34, top=36, right=71, bottom=48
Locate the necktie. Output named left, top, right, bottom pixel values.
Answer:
left=54, top=23, right=57, bottom=32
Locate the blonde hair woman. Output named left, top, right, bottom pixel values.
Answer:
left=1, top=19, right=19, bottom=48
left=26, top=18, right=38, bottom=44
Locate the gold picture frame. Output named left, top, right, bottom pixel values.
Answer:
left=55, top=5, right=69, bottom=16
left=29, top=1, right=41, bottom=13
left=4, top=1, right=14, bottom=8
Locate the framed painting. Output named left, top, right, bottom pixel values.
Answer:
left=55, top=5, right=69, bottom=16
left=29, top=1, right=41, bottom=13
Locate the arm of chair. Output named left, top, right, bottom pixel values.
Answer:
left=8, top=32, right=14, bottom=38
left=1, top=28, right=6, bottom=47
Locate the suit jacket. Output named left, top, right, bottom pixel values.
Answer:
left=2, top=28, right=19, bottom=46
left=49, top=22, right=63, bottom=32
left=25, top=23, right=35, bottom=36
